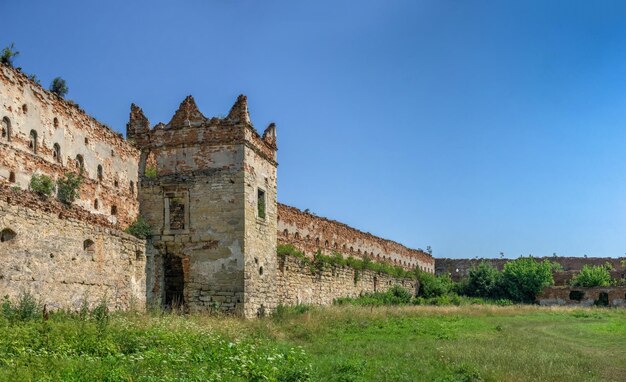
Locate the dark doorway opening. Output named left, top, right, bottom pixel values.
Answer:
left=164, top=254, right=185, bottom=309
left=595, top=292, right=609, bottom=307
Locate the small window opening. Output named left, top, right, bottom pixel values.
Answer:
left=76, top=155, right=84, bottom=171
left=111, top=205, right=118, bottom=216
left=283, top=229, right=288, bottom=237
left=0, top=228, right=16, bottom=243
left=9, top=171, right=15, bottom=183
left=83, top=239, right=95, bottom=253
left=53, top=143, right=61, bottom=163
left=53, top=117, right=59, bottom=128
left=111, top=150, right=115, bottom=157
left=94, top=199, right=99, bottom=210
left=22, top=104, right=28, bottom=114
left=84, top=137, right=89, bottom=145
left=135, top=250, right=143, bottom=261
left=316, top=238, right=320, bottom=247
left=259, top=266, right=264, bottom=275
left=325, top=240, right=329, bottom=248
left=168, top=196, right=185, bottom=230
left=294, top=232, right=300, bottom=240
left=257, top=188, right=266, bottom=219
left=569, top=291, right=585, bottom=301
left=1, top=117, right=9, bottom=140
left=595, top=292, right=609, bottom=307
left=114, top=179, right=119, bottom=188
left=130, top=181, right=135, bottom=195
left=29, top=130, right=38, bottom=153
left=97, top=165, right=103, bottom=181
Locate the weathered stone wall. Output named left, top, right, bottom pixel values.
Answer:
left=243, top=142, right=278, bottom=317
left=537, top=286, right=626, bottom=307
left=0, top=189, right=146, bottom=310
left=276, top=255, right=416, bottom=305
left=436, top=257, right=626, bottom=283
left=134, top=96, right=278, bottom=317
left=0, top=65, right=140, bottom=227
left=277, top=204, right=434, bottom=272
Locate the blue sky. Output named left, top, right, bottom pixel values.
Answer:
left=4, top=0, right=626, bottom=259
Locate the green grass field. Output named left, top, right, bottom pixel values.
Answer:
left=0, top=304, right=624, bottom=381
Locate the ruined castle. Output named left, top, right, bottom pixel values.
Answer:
left=0, top=64, right=433, bottom=317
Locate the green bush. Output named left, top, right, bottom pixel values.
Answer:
left=334, top=285, right=413, bottom=306
left=144, top=166, right=157, bottom=178
left=124, top=217, right=152, bottom=239
left=571, top=263, right=615, bottom=287
left=465, top=262, right=504, bottom=299
left=501, top=257, right=558, bottom=303
left=29, top=174, right=55, bottom=197
left=57, top=172, right=83, bottom=204
left=0, top=43, right=19, bottom=66
left=49, top=77, right=68, bottom=98
left=1, top=292, right=41, bottom=322
left=417, top=271, right=454, bottom=298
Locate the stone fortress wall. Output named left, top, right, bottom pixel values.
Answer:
left=0, top=183, right=146, bottom=310
left=276, top=255, right=416, bottom=306
left=436, top=256, right=626, bottom=286
left=0, top=63, right=433, bottom=317
left=278, top=204, right=434, bottom=272
left=0, top=65, right=140, bottom=227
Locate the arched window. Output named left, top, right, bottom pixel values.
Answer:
left=294, top=232, right=300, bottom=240
left=8, top=171, right=15, bottom=183
left=324, top=240, right=329, bottom=248
left=94, top=199, right=99, bottom=210
left=111, top=205, right=117, bottom=215
left=53, top=117, right=59, bottom=128
left=315, top=238, right=320, bottom=247
left=0, top=228, right=16, bottom=243
left=350, top=247, right=354, bottom=253
left=1, top=117, right=10, bottom=140
left=29, top=130, right=38, bottom=153
left=53, top=143, right=61, bottom=163
left=83, top=239, right=95, bottom=253
left=97, top=165, right=103, bottom=181
left=76, top=155, right=84, bottom=171
left=22, top=104, right=28, bottom=114
left=283, top=229, right=288, bottom=237
left=130, top=181, right=135, bottom=195
left=333, top=242, right=338, bottom=249
left=114, top=179, right=119, bottom=188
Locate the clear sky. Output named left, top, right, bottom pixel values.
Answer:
left=3, top=0, right=626, bottom=259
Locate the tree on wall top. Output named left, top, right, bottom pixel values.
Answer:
left=0, top=43, right=19, bottom=67
left=49, top=77, right=69, bottom=98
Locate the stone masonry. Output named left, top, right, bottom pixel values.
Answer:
left=1, top=63, right=434, bottom=317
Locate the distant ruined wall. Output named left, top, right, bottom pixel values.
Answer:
left=0, top=186, right=146, bottom=310
left=275, top=255, right=416, bottom=306
left=0, top=65, right=140, bottom=228
left=537, top=286, right=626, bottom=307
left=277, top=204, right=434, bottom=273
left=436, top=257, right=626, bottom=283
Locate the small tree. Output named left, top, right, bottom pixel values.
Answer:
left=57, top=173, right=82, bottom=204
left=465, top=261, right=503, bottom=298
left=416, top=271, right=454, bottom=298
left=49, top=77, right=68, bottom=98
left=29, top=174, right=55, bottom=197
left=501, top=257, right=558, bottom=303
left=0, top=43, right=19, bottom=67
left=571, top=264, right=614, bottom=287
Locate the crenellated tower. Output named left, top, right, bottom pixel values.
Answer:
left=128, top=95, right=278, bottom=317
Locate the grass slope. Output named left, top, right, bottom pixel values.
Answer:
left=0, top=305, right=624, bottom=381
